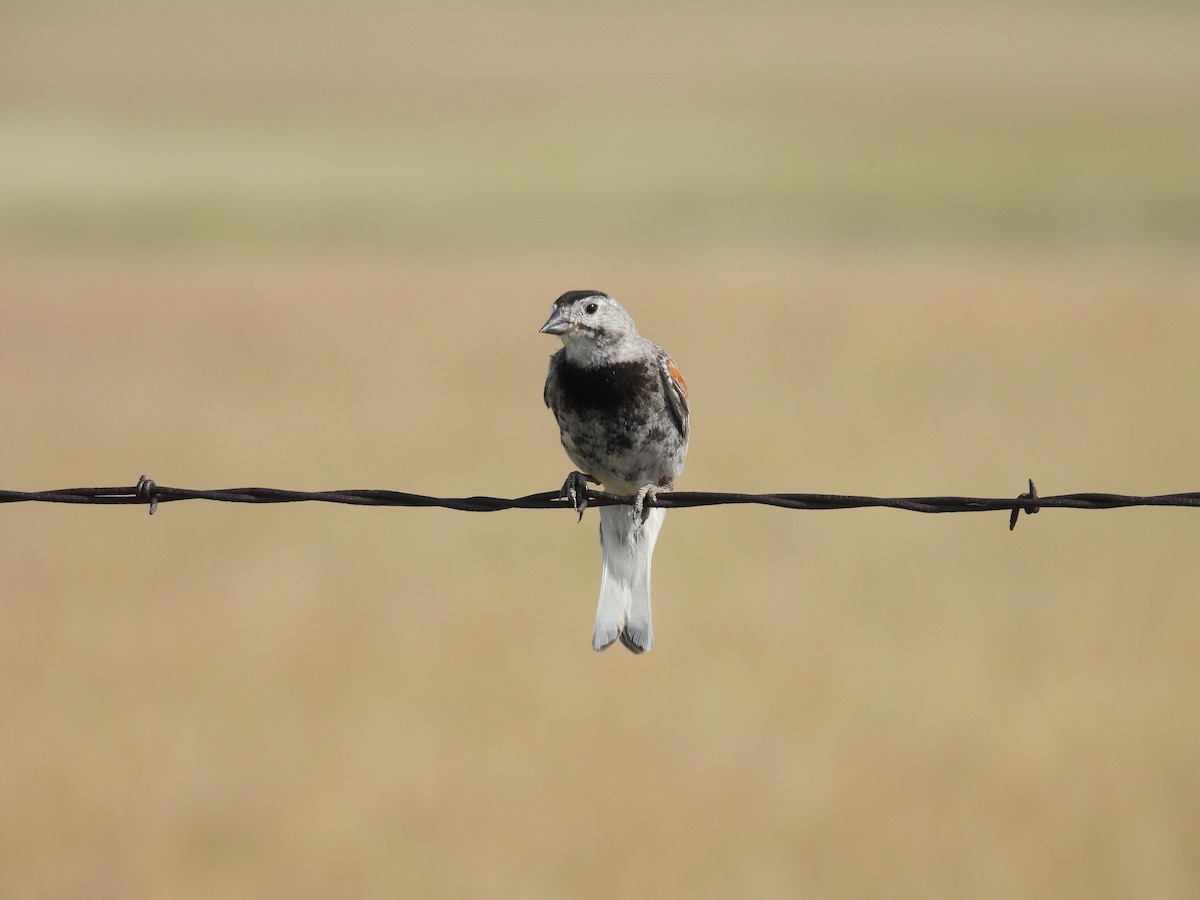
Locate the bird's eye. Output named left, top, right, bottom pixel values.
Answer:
left=584, top=302, right=599, bottom=314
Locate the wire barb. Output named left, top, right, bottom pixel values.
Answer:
left=136, top=474, right=159, bottom=515
left=1009, top=478, right=1040, bottom=531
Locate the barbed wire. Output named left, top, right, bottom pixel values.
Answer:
left=2, top=476, right=1200, bottom=531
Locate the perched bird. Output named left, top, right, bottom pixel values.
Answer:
left=540, top=290, right=690, bottom=653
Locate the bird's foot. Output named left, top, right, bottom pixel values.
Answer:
left=560, top=471, right=595, bottom=522
left=631, top=483, right=665, bottom=533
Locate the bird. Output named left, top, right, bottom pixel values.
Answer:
left=540, top=290, right=690, bottom=653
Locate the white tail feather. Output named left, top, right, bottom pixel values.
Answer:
left=593, top=504, right=665, bottom=653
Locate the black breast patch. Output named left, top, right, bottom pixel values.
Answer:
left=554, top=358, right=655, bottom=416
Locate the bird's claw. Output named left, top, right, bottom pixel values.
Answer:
left=632, top=484, right=660, bottom=533
left=561, top=471, right=593, bottom=522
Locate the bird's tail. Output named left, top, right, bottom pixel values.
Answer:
left=593, top=503, right=665, bottom=653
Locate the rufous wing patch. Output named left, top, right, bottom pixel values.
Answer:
left=666, top=359, right=688, bottom=397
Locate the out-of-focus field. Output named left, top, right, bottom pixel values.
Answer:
left=2, top=2, right=1199, bottom=898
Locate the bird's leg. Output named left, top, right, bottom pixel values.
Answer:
left=632, top=483, right=665, bottom=533
left=560, top=471, right=596, bottom=522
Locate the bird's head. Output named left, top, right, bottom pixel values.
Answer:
left=539, top=291, right=639, bottom=362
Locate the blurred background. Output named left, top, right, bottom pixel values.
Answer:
left=2, top=0, right=1199, bottom=896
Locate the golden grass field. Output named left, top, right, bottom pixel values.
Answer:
left=2, top=2, right=1200, bottom=897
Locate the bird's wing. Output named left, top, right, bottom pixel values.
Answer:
left=657, top=351, right=690, bottom=440
left=543, top=351, right=562, bottom=410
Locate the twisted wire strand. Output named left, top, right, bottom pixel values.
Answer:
left=3, top=476, right=1199, bottom=529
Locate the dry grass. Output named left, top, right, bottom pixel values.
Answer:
left=3, top=248, right=1199, bottom=898
left=2, top=2, right=1198, bottom=248
left=2, top=1, right=1199, bottom=897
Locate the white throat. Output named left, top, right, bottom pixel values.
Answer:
left=559, top=331, right=646, bottom=367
